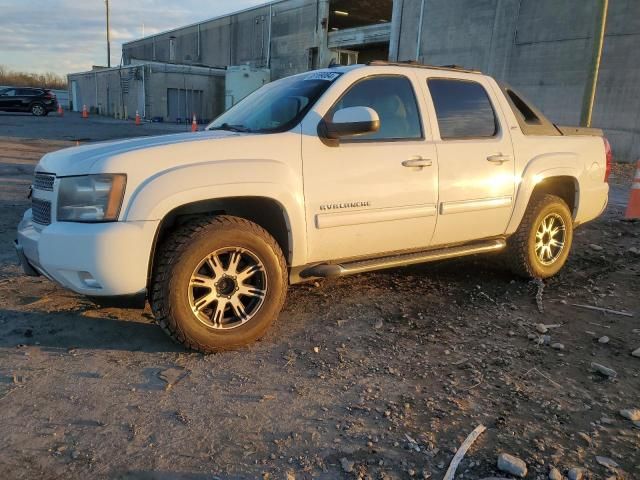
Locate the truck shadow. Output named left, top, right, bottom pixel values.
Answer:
left=0, top=309, right=183, bottom=353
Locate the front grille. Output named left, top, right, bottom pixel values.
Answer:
left=32, top=198, right=52, bottom=225
left=34, top=173, right=55, bottom=191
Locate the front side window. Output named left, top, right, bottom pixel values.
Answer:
left=208, top=72, right=341, bottom=134
left=1, top=89, right=16, bottom=97
left=328, top=76, right=422, bottom=141
left=428, top=79, right=497, bottom=140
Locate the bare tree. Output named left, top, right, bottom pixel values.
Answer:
left=0, top=65, right=67, bottom=89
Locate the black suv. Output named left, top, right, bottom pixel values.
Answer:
left=0, top=87, right=57, bottom=116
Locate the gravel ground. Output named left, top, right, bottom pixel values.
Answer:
left=0, top=135, right=638, bottom=480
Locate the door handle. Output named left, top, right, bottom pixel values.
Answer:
left=402, top=157, right=433, bottom=168
left=487, top=154, right=512, bottom=164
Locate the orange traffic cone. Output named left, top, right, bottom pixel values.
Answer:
left=135, top=110, right=141, bottom=126
left=191, top=113, right=198, bottom=132
left=57, top=103, right=64, bottom=117
left=624, top=160, right=640, bottom=220
left=82, top=104, right=88, bottom=119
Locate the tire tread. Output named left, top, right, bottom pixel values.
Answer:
left=150, top=215, right=287, bottom=353
left=505, top=193, right=570, bottom=279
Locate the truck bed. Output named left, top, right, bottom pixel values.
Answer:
left=556, top=125, right=604, bottom=137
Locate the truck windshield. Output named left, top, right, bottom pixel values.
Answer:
left=207, top=72, right=342, bottom=134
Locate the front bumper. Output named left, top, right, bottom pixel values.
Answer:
left=14, top=240, right=39, bottom=277
left=16, top=209, right=159, bottom=298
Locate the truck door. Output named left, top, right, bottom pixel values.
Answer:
left=422, top=75, right=516, bottom=246
left=301, top=72, right=439, bottom=263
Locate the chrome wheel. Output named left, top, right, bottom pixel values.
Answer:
left=188, top=247, right=267, bottom=330
left=31, top=104, right=45, bottom=116
left=535, top=213, right=566, bottom=265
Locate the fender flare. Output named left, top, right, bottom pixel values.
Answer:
left=123, top=160, right=308, bottom=266
left=506, top=154, right=581, bottom=235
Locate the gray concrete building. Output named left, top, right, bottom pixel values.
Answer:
left=70, top=0, right=392, bottom=123
left=68, top=62, right=225, bottom=123
left=390, top=0, right=640, bottom=162
left=122, top=0, right=393, bottom=80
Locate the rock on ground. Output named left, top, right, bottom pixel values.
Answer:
left=548, top=466, right=562, bottom=480
left=568, top=467, right=585, bottom=480
left=595, top=456, right=619, bottom=470
left=340, top=457, right=355, bottom=473
left=591, top=362, right=617, bottom=378
left=497, top=453, right=527, bottom=478
left=619, top=408, right=640, bottom=422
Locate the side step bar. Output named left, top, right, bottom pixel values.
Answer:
left=301, top=239, right=507, bottom=278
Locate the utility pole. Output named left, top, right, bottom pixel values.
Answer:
left=580, top=0, right=609, bottom=127
left=105, top=0, right=111, bottom=68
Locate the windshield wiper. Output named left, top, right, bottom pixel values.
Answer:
left=209, top=123, right=251, bottom=133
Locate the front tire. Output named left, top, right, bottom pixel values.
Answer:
left=506, top=194, right=573, bottom=279
left=151, top=215, right=288, bottom=353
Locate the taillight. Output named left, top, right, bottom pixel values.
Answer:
left=603, top=137, right=612, bottom=182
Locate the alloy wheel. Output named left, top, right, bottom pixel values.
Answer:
left=188, top=247, right=267, bottom=330
left=535, top=213, right=566, bottom=265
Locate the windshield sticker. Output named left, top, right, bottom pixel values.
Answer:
left=304, top=71, right=342, bottom=81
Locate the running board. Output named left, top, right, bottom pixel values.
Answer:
left=301, top=239, right=507, bottom=278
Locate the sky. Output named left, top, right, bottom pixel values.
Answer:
left=0, top=0, right=267, bottom=75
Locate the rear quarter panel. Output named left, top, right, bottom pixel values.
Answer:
left=488, top=79, right=609, bottom=232
left=506, top=134, right=609, bottom=234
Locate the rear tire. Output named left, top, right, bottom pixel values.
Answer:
left=151, top=215, right=288, bottom=353
left=30, top=103, right=46, bottom=116
left=506, top=194, right=573, bottom=279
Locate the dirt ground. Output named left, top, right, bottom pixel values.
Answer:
left=0, top=133, right=638, bottom=480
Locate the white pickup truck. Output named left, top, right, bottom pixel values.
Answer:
left=15, top=62, right=610, bottom=353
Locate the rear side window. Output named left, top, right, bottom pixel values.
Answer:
left=506, top=89, right=541, bottom=125
left=329, top=76, right=423, bottom=141
left=428, top=79, right=497, bottom=139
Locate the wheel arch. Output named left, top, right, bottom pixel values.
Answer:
left=507, top=163, right=581, bottom=235
left=531, top=175, right=579, bottom=215
left=146, top=196, right=294, bottom=290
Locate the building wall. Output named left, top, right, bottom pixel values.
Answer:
left=145, top=65, right=225, bottom=122
left=391, top=0, right=640, bottom=162
left=123, top=0, right=332, bottom=80
left=68, top=64, right=225, bottom=122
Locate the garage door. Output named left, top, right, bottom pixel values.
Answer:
left=167, top=88, right=204, bottom=123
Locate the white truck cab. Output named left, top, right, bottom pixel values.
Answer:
left=15, top=62, right=610, bottom=352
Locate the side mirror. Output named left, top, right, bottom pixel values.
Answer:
left=322, top=106, right=380, bottom=139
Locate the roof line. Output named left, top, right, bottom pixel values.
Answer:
left=122, top=0, right=291, bottom=46
left=368, top=60, right=482, bottom=74
left=67, top=61, right=226, bottom=77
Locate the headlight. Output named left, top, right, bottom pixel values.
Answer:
left=57, top=174, right=127, bottom=222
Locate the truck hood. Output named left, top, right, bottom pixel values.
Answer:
left=37, top=130, right=240, bottom=177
